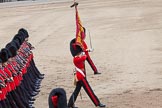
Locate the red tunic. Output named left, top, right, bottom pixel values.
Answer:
left=11, top=60, right=23, bottom=82
left=73, top=54, right=87, bottom=81
left=22, top=41, right=34, bottom=64
left=3, top=67, right=14, bottom=91
left=7, top=64, right=20, bottom=87
left=0, top=70, right=7, bottom=100
left=0, top=75, right=7, bottom=100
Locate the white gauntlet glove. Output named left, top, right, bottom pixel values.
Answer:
left=81, top=52, right=85, bottom=55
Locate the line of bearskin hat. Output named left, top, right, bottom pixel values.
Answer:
left=0, top=28, right=28, bottom=63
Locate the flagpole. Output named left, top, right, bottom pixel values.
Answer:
left=70, top=0, right=83, bottom=104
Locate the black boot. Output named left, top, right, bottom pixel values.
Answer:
left=94, top=72, right=101, bottom=75
left=98, top=103, right=106, bottom=107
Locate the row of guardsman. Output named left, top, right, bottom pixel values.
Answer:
left=0, top=28, right=44, bottom=108
left=0, top=0, right=25, bottom=3
left=0, top=0, right=16, bottom=3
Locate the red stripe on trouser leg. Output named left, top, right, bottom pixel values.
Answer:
left=82, top=78, right=99, bottom=106
left=86, top=54, right=98, bottom=73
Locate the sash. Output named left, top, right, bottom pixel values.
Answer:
left=75, top=67, right=85, bottom=77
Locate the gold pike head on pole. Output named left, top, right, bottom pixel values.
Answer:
left=70, top=2, right=79, bottom=8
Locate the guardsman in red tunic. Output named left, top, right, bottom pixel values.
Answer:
left=18, top=28, right=44, bottom=80
left=0, top=58, right=7, bottom=107
left=5, top=41, right=36, bottom=108
left=73, top=2, right=100, bottom=75
left=0, top=48, right=28, bottom=108
left=68, top=45, right=105, bottom=108
left=81, top=27, right=101, bottom=75
left=0, top=69, right=8, bottom=108
left=0, top=74, right=6, bottom=101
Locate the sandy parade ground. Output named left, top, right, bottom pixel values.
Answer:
left=1, top=0, right=162, bottom=108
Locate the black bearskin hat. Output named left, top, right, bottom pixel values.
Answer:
left=70, top=38, right=83, bottom=57
left=0, top=48, right=9, bottom=63
left=18, top=31, right=25, bottom=42
left=5, top=42, right=17, bottom=57
left=48, top=88, right=67, bottom=108
left=18, top=28, right=29, bottom=38
left=12, top=34, right=23, bottom=45
left=12, top=39, right=21, bottom=50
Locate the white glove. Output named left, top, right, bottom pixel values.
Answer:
left=81, top=52, right=85, bottom=55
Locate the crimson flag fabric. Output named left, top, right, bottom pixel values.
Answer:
left=75, top=6, right=85, bottom=49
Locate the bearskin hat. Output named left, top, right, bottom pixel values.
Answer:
left=18, top=31, right=26, bottom=42
left=48, top=88, right=67, bottom=108
left=12, top=34, right=24, bottom=45
left=70, top=38, right=83, bottom=57
left=18, top=29, right=26, bottom=41
left=12, top=39, right=21, bottom=50
left=18, top=28, right=29, bottom=38
left=5, top=42, right=17, bottom=57
left=0, top=48, right=9, bottom=63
